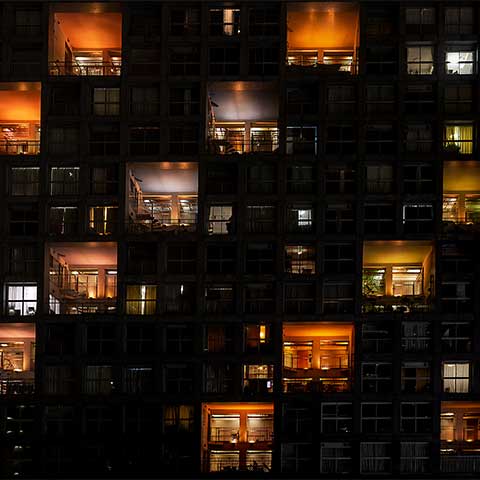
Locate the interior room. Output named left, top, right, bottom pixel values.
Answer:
left=363, top=240, right=435, bottom=312
left=443, top=161, right=480, bottom=224
left=48, top=242, right=117, bottom=314
left=127, top=162, right=198, bottom=232
left=0, top=82, right=40, bottom=155
left=207, top=82, right=279, bottom=154
left=283, top=323, right=353, bottom=393
left=201, top=403, right=273, bottom=473
left=286, top=2, right=360, bottom=73
left=0, top=323, right=35, bottom=395
left=441, top=402, right=480, bottom=451
left=48, top=3, right=122, bottom=75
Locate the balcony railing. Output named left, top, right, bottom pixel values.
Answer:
left=205, top=299, right=235, bottom=314
left=247, top=428, right=273, bottom=442
left=210, top=427, right=239, bottom=442
left=0, top=140, right=40, bottom=155
left=49, top=298, right=117, bottom=315
left=49, top=61, right=122, bottom=77
left=0, top=375, right=34, bottom=395
left=283, top=377, right=351, bottom=393
left=207, top=137, right=279, bottom=155
left=286, top=59, right=358, bottom=75
left=127, top=218, right=197, bottom=234
left=443, top=211, right=480, bottom=224
left=362, top=295, right=432, bottom=314
left=441, top=455, right=480, bottom=473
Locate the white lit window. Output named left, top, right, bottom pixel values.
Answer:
left=6, top=284, right=37, bottom=316
left=443, top=362, right=470, bottom=393
left=446, top=49, right=475, bottom=75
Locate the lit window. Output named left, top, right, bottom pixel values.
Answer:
left=407, top=45, right=434, bottom=75
left=444, top=124, right=473, bottom=155
left=88, top=206, right=118, bottom=235
left=443, top=362, right=470, bottom=393
left=446, top=49, right=475, bottom=75
left=126, top=285, right=156, bottom=315
left=6, top=284, right=37, bottom=316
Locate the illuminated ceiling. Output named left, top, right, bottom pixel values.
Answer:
left=287, top=2, right=359, bottom=50
left=283, top=323, right=353, bottom=339
left=55, top=12, right=122, bottom=49
left=0, top=84, right=40, bottom=121
left=442, top=401, right=480, bottom=411
left=444, top=161, right=480, bottom=191
left=50, top=242, right=117, bottom=266
left=209, top=82, right=278, bottom=122
left=131, top=163, right=198, bottom=194
left=0, top=323, right=35, bottom=339
left=364, top=241, right=433, bottom=265
left=205, top=403, right=274, bottom=413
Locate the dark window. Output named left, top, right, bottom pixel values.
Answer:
left=169, top=86, right=200, bottom=116
left=246, top=243, right=276, bottom=274
left=127, top=243, right=157, bottom=274
left=209, top=47, right=240, bottom=76
left=167, top=244, right=196, bottom=274
left=207, top=245, right=236, bottom=274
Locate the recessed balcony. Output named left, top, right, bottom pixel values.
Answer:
left=286, top=2, right=359, bottom=74
left=48, top=242, right=117, bottom=315
left=48, top=4, right=122, bottom=76
left=0, top=83, right=40, bottom=155
left=362, top=241, right=435, bottom=314
left=443, top=161, right=480, bottom=227
left=0, top=323, right=35, bottom=395
left=202, top=403, right=273, bottom=473
left=207, top=82, right=279, bottom=154
left=441, top=402, right=480, bottom=473
left=127, top=162, right=198, bottom=233
left=283, top=323, right=353, bottom=394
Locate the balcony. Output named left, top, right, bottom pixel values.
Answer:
left=127, top=163, right=198, bottom=234
left=283, top=323, right=353, bottom=394
left=207, top=82, right=279, bottom=155
left=286, top=3, right=359, bottom=75
left=443, top=161, right=480, bottom=230
left=441, top=401, right=480, bottom=473
left=0, top=323, right=35, bottom=395
left=362, top=241, right=434, bottom=314
left=0, top=83, right=40, bottom=155
left=48, top=242, right=117, bottom=315
left=202, top=403, right=273, bottom=473
left=48, top=5, right=122, bottom=77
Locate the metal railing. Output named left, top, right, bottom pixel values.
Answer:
left=247, top=428, right=273, bottom=442
left=49, top=61, right=122, bottom=77
left=127, top=218, right=197, bottom=234
left=286, top=59, right=358, bottom=75
left=440, top=456, right=480, bottom=473
left=0, top=140, right=40, bottom=155
left=210, top=427, right=239, bottom=442
left=0, top=378, right=35, bottom=395
left=205, top=299, right=235, bottom=314
left=362, top=296, right=432, bottom=314
left=49, top=298, right=117, bottom=315
left=207, top=137, right=279, bottom=155
left=283, top=378, right=351, bottom=393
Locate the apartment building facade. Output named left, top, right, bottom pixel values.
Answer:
left=0, top=0, right=480, bottom=477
